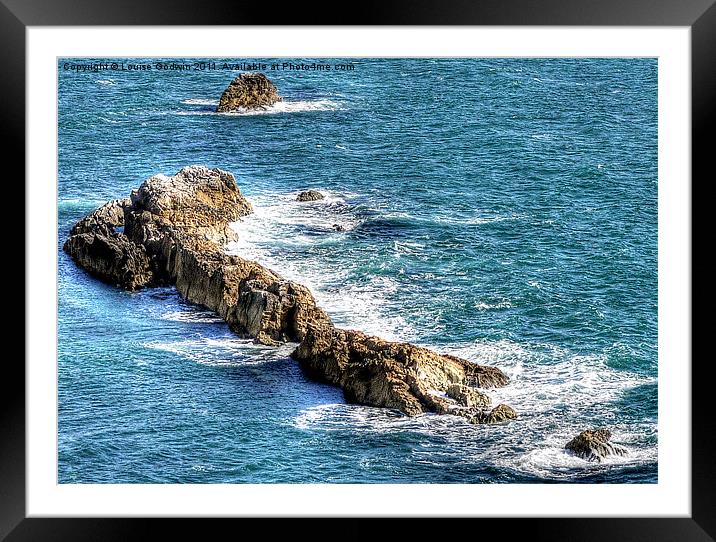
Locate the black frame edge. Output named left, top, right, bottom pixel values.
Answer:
left=0, top=0, right=714, bottom=26
left=8, top=0, right=713, bottom=540
left=691, top=0, right=716, bottom=538
left=1, top=1, right=26, bottom=541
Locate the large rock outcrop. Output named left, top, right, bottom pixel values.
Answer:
left=216, top=73, right=282, bottom=113
left=64, top=165, right=515, bottom=423
left=64, top=166, right=330, bottom=345
left=63, top=198, right=154, bottom=290
left=292, top=324, right=513, bottom=423
left=565, top=429, right=628, bottom=462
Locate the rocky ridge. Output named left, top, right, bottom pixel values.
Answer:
left=64, top=166, right=516, bottom=424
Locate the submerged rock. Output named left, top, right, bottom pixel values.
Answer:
left=216, top=73, right=282, bottom=113
left=565, top=429, right=628, bottom=462
left=65, top=165, right=516, bottom=424
left=297, top=190, right=325, bottom=202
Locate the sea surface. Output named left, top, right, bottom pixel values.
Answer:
left=58, top=58, right=658, bottom=483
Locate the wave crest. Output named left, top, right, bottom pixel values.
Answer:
left=177, top=99, right=344, bottom=116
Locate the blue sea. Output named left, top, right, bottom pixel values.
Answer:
left=58, top=58, right=658, bottom=483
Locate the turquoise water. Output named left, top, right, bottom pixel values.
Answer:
left=58, top=58, right=658, bottom=483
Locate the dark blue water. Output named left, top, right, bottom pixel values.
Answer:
left=58, top=58, right=658, bottom=483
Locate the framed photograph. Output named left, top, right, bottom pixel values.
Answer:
left=8, top=0, right=711, bottom=539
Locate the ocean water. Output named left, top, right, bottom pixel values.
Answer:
left=58, top=58, right=658, bottom=483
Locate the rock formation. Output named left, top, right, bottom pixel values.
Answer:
left=64, top=166, right=329, bottom=345
left=565, top=429, right=628, bottom=462
left=64, top=165, right=515, bottom=424
left=296, top=190, right=325, bottom=202
left=63, top=198, right=154, bottom=290
left=293, top=325, right=514, bottom=423
left=216, top=73, right=282, bottom=113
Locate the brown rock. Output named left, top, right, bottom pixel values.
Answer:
left=70, top=198, right=130, bottom=236
left=216, top=73, right=282, bottom=113
left=65, top=166, right=331, bottom=345
left=63, top=230, right=153, bottom=290
left=296, top=190, right=325, bottom=202
left=565, top=429, right=628, bottom=462
left=124, top=165, right=253, bottom=247
left=63, top=197, right=152, bottom=290
left=446, top=384, right=491, bottom=408
left=469, top=404, right=518, bottom=424
left=291, top=325, right=510, bottom=421
left=64, top=165, right=516, bottom=423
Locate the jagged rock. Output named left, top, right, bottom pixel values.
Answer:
left=565, top=429, right=628, bottom=462
left=124, top=166, right=252, bottom=247
left=296, top=190, right=325, bottom=202
left=446, top=383, right=491, bottom=408
left=291, top=325, right=509, bottom=420
left=63, top=197, right=152, bottom=289
left=64, top=166, right=329, bottom=343
left=468, top=404, right=518, bottom=424
left=216, top=73, right=282, bottom=113
left=63, top=230, right=153, bottom=290
left=65, top=165, right=516, bottom=423
left=70, top=198, right=129, bottom=236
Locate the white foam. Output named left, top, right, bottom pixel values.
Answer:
left=380, top=210, right=524, bottom=227
left=474, top=300, right=512, bottom=310
left=291, top=403, right=508, bottom=440
left=144, top=336, right=294, bottom=366
left=527, top=280, right=543, bottom=289
left=441, top=339, right=657, bottom=419
left=461, top=214, right=524, bottom=225
left=96, top=79, right=115, bottom=85
left=226, top=194, right=412, bottom=342
left=224, top=191, right=656, bottom=477
left=181, top=98, right=218, bottom=106
left=161, top=310, right=225, bottom=324
left=293, top=403, right=432, bottom=432
left=176, top=99, right=344, bottom=116
left=59, top=198, right=109, bottom=210
left=509, top=426, right=657, bottom=479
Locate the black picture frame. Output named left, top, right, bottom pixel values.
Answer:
left=5, top=1, right=711, bottom=539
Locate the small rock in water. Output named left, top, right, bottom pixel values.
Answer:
left=565, top=429, right=628, bottom=462
left=297, top=190, right=325, bottom=202
left=468, top=403, right=518, bottom=424
left=216, top=73, right=282, bottom=113
left=332, top=223, right=345, bottom=232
